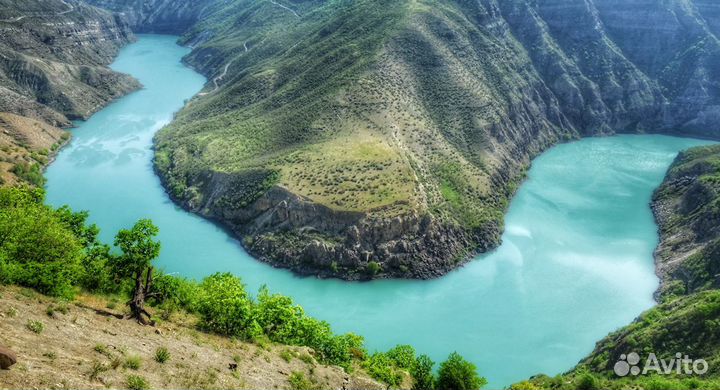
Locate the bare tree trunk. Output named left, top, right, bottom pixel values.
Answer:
left=129, top=266, right=154, bottom=325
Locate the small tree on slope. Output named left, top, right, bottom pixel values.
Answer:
left=112, top=219, right=161, bottom=325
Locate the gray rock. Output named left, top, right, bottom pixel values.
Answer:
left=0, top=346, right=17, bottom=369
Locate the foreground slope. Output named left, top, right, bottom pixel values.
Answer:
left=147, top=0, right=720, bottom=279
left=0, top=0, right=139, bottom=185
left=0, top=285, right=383, bottom=390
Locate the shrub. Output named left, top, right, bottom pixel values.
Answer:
left=154, top=347, right=170, bottom=363
left=94, top=344, right=110, bottom=357
left=386, top=344, right=417, bottom=369
left=366, top=261, right=381, bottom=276
left=26, top=319, right=44, bottom=334
left=149, top=272, right=200, bottom=312
left=436, top=352, right=486, bottom=390
left=575, top=372, right=599, bottom=390
left=126, top=374, right=149, bottom=390
left=288, top=371, right=314, bottom=390
left=364, top=352, right=403, bottom=386
left=412, top=354, right=435, bottom=390
left=196, top=272, right=253, bottom=337
left=124, top=355, right=142, bottom=370
left=88, top=361, right=108, bottom=381
left=0, top=187, right=84, bottom=298
left=508, top=381, right=540, bottom=390
left=280, top=349, right=294, bottom=362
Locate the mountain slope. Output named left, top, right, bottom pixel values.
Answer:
left=0, top=0, right=139, bottom=185
left=88, top=0, right=720, bottom=280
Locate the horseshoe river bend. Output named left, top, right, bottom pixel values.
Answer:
left=44, top=35, right=715, bottom=389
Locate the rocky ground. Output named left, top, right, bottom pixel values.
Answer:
left=0, top=285, right=382, bottom=390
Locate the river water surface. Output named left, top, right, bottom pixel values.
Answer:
left=45, top=35, right=715, bottom=388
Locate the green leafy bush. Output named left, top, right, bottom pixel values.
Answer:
left=436, top=352, right=486, bottom=390
left=412, top=354, right=435, bottom=390
left=197, top=272, right=253, bottom=337
left=0, top=187, right=84, bottom=298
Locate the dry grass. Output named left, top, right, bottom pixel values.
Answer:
left=0, top=286, right=382, bottom=390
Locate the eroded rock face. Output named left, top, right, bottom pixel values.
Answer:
left=0, top=0, right=140, bottom=185
left=176, top=181, right=500, bottom=280
left=84, top=0, right=214, bottom=34
left=652, top=145, right=720, bottom=298
left=0, top=0, right=139, bottom=120
left=0, top=345, right=17, bottom=369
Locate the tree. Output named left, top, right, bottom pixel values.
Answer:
left=412, top=354, right=435, bottom=390
left=436, top=352, right=486, bottom=390
left=111, top=219, right=161, bottom=325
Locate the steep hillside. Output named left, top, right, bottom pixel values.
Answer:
left=0, top=286, right=383, bottom=390
left=0, top=0, right=139, bottom=185
left=84, top=0, right=213, bottom=34
left=653, top=145, right=720, bottom=298
left=87, top=0, right=720, bottom=280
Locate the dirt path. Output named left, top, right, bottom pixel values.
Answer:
left=269, top=0, right=300, bottom=18
left=198, top=41, right=250, bottom=97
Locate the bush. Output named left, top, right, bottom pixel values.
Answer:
left=124, top=355, right=142, bottom=370
left=126, top=374, right=149, bottom=390
left=288, top=371, right=314, bottom=390
left=197, top=272, right=253, bottom=337
left=26, top=319, right=44, bottom=334
left=387, top=344, right=417, bottom=369
left=575, top=372, right=599, bottom=390
left=366, top=261, right=381, bottom=276
left=0, top=187, right=84, bottom=298
left=436, top=352, right=486, bottom=390
left=412, top=354, right=435, bottom=390
left=154, top=347, right=170, bottom=363
left=149, top=272, right=200, bottom=313
left=364, top=352, right=404, bottom=386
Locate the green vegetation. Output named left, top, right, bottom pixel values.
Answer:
left=10, top=162, right=45, bottom=186
left=126, top=374, right=149, bottom=390
left=0, top=186, right=482, bottom=387
left=26, top=319, right=44, bottom=334
left=288, top=371, right=315, bottom=390
left=154, top=347, right=170, bottom=364
left=123, top=355, right=142, bottom=370
left=436, top=352, right=486, bottom=390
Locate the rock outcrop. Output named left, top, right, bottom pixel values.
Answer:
left=652, top=144, right=720, bottom=298
left=0, top=345, right=17, bottom=369
left=84, top=0, right=213, bottom=34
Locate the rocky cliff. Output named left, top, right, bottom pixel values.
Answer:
left=89, top=0, right=720, bottom=280
left=652, top=144, right=720, bottom=298
left=84, top=0, right=213, bottom=34
left=0, top=0, right=139, bottom=185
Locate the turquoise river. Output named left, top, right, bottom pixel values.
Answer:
left=45, top=35, right=715, bottom=388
